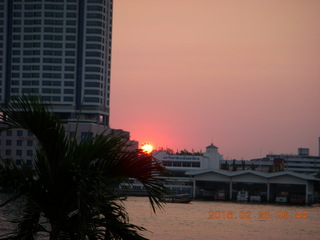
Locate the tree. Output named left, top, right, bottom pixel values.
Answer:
left=232, top=160, right=238, bottom=171
left=250, top=163, right=256, bottom=170
left=0, top=96, right=167, bottom=240
left=221, top=161, right=229, bottom=170
left=241, top=160, right=246, bottom=170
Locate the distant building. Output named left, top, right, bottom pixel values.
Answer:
left=250, top=148, right=320, bottom=175
left=149, top=143, right=320, bottom=204
left=153, top=143, right=223, bottom=175
left=0, top=122, right=138, bottom=167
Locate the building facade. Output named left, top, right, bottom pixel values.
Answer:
left=0, top=0, right=113, bottom=125
left=249, top=148, right=320, bottom=175
left=0, top=0, right=121, bottom=165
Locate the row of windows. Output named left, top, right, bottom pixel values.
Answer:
left=13, top=4, right=77, bottom=11
left=3, top=149, right=33, bottom=157
left=162, top=161, right=201, bottom=168
left=11, top=88, right=104, bottom=97
left=11, top=57, right=73, bottom=63
left=11, top=80, right=75, bottom=87
left=12, top=65, right=76, bottom=74
left=13, top=27, right=77, bottom=33
left=0, top=130, right=33, bottom=137
left=12, top=35, right=76, bottom=42
left=13, top=11, right=76, bottom=18
left=2, top=139, right=33, bottom=147
left=11, top=73, right=76, bottom=79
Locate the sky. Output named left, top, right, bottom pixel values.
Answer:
left=110, top=0, right=320, bottom=160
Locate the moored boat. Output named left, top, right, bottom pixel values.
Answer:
left=237, top=190, right=249, bottom=202
left=165, top=194, right=192, bottom=203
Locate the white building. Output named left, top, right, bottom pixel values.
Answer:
left=249, top=147, right=320, bottom=175
left=151, top=143, right=320, bottom=203
left=153, top=143, right=223, bottom=174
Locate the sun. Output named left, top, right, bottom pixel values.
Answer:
left=141, top=143, right=154, bottom=154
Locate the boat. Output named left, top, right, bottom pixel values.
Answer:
left=276, top=192, right=288, bottom=203
left=275, top=196, right=287, bottom=203
left=250, top=195, right=261, bottom=202
left=290, top=194, right=305, bottom=204
left=165, top=194, right=192, bottom=203
left=237, top=190, right=249, bottom=202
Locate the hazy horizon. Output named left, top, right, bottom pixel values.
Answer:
left=110, top=0, right=320, bottom=160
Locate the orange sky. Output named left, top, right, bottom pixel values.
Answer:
left=110, top=0, right=320, bottom=159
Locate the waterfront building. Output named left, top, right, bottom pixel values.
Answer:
left=153, top=143, right=223, bottom=175
left=249, top=148, right=320, bottom=175
left=151, top=142, right=320, bottom=204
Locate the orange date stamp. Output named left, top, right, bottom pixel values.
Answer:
left=208, top=210, right=307, bottom=220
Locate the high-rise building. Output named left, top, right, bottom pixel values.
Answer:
left=0, top=0, right=113, bottom=125
left=0, top=0, right=121, bottom=165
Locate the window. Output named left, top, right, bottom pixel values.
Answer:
left=64, top=97, right=73, bottom=102
left=6, top=140, right=12, bottom=146
left=27, top=140, right=33, bottom=146
left=85, top=82, right=100, bottom=88
left=27, top=150, right=33, bottom=156
left=85, top=67, right=101, bottom=72
left=84, top=97, right=100, bottom=103
left=66, top=35, right=76, bottom=41
left=64, top=89, right=74, bottom=94
left=65, top=43, right=76, bottom=49
left=16, top=150, right=22, bottom=156
left=81, top=132, right=93, bottom=142
left=86, top=59, right=101, bottom=65
left=85, top=74, right=100, bottom=80
left=17, top=140, right=23, bottom=146
left=17, top=130, right=23, bottom=136
left=84, top=90, right=99, bottom=95
left=64, top=60, right=75, bottom=66
left=5, top=150, right=11, bottom=156
left=64, top=81, right=74, bottom=86
left=64, top=73, right=74, bottom=79
left=191, top=162, right=200, bottom=168
left=6, top=130, right=12, bottom=136
left=65, top=51, right=75, bottom=56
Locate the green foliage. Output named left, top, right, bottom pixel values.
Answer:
left=250, top=163, right=256, bottom=170
left=241, top=160, right=246, bottom=170
left=268, top=165, right=274, bottom=173
left=0, top=96, right=167, bottom=240
left=175, top=149, right=203, bottom=156
left=221, top=161, right=229, bottom=170
left=232, top=160, right=237, bottom=171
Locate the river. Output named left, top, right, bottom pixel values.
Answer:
left=123, top=197, right=320, bottom=240
left=1, top=195, right=319, bottom=240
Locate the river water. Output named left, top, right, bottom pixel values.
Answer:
left=1, top=195, right=319, bottom=240
left=123, top=197, right=320, bottom=240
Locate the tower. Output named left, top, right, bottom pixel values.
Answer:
left=0, top=0, right=113, bottom=125
left=0, top=0, right=117, bottom=165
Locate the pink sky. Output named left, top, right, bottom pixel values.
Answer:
left=110, top=0, right=320, bottom=160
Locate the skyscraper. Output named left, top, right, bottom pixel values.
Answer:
left=0, top=0, right=113, bottom=125
left=0, top=0, right=122, bottom=165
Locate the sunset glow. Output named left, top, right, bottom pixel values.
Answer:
left=111, top=0, right=320, bottom=159
left=141, top=143, right=154, bottom=154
